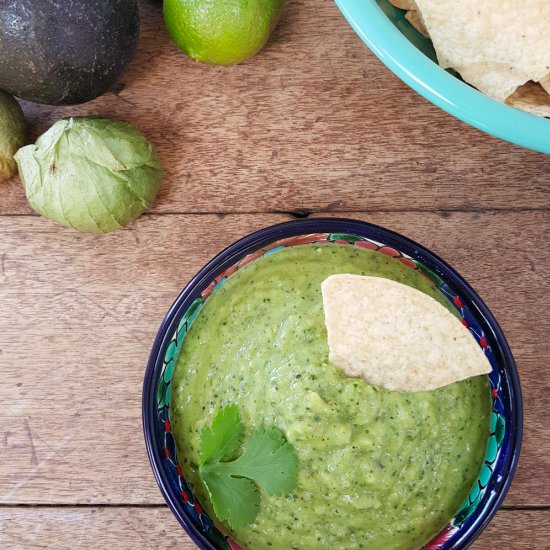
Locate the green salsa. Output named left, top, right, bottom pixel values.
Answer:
left=171, top=244, right=491, bottom=550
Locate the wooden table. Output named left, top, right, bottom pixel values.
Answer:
left=1, top=1, right=549, bottom=548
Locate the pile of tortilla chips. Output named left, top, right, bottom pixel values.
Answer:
left=389, top=0, right=550, bottom=117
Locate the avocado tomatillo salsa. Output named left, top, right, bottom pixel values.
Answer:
left=171, top=244, right=491, bottom=550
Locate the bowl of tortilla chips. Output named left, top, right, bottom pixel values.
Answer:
left=335, top=0, right=550, bottom=153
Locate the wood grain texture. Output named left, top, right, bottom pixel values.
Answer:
left=1, top=2, right=549, bottom=547
left=0, top=212, right=547, bottom=507
left=0, top=507, right=548, bottom=549
left=2, top=0, right=549, bottom=216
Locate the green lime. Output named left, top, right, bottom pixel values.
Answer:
left=163, top=0, right=285, bottom=65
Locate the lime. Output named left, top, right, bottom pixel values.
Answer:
left=163, top=0, right=285, bottom=65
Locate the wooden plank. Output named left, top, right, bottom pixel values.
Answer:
left=0, top=506, right=195, bottom=550
left=2, top=1, right=549, bottom=216
left=0, top=212, right=548, bottom=505
left=0, top=506, right=547, bottom=549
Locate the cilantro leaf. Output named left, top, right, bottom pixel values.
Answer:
left=198, top=406, right=299, bottom=530
left=199, top=403, right=243, bottom=466
left=200, top=469, right=260, bottom=529
left=210, top=426, right=299, bottom=496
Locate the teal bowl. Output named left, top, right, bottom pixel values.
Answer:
left=335, top=0, right=550, bottom=154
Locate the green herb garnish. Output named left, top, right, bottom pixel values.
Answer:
left=199, top=404, right=299, bottom=529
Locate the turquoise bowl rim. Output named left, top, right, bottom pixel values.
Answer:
left=334, top=0, right=550, bottom=154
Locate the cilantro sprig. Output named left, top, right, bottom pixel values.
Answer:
left=199, top=404, right=299, bottom=529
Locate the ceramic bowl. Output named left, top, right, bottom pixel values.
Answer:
left=334, top=0, right=550, bottom=154
left=143, top=218, right=522, bottom=550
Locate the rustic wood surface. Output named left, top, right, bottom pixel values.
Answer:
left=1, top=0, right=548, bottom=548
left=1, top=508, right=548, bottom=549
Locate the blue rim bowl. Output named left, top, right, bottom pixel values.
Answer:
left=143, top=218, right=522, bottom=550
left=334, top=0, right=550, bottom=154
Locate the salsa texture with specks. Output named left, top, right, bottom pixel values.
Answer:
left=171, top=244, right=491, bottom=550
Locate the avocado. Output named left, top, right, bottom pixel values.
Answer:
left=0, top=0, right=140, bottom=105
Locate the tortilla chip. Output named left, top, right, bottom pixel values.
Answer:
left=388, top=0, right=416, bottom=10
left=321, top=274, right=491, bottom=393
left=539, top=75, right=550, bottom=95
left=388, top=0, right=429, bottom=37
left=414, top=0, right=550, bottom=101
left=405, top=10, right=429, bottom=38
left=456, top=63, right=530, bottom=102
left=506, top=81, right=550, bottom=118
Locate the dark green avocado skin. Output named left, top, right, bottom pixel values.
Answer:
left=0, top=0, right=140, bottom=105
